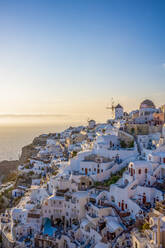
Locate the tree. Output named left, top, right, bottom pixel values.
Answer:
left=120, top=140, right=127, bottom=148
left=128, top=140, right=134, bottom=148
left=131, top=127, right=135, bottom=135
left=142, top=222, right=150, bottom=231
left=72, top=151, right=77, bottom=158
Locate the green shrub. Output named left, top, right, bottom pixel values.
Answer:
left=28, top=171, right=34, bottom=176
left=142, top=223, right=150, bottom=231
left=72, top=151, right=77, bottom=158
left=120, top=140, right=127, bottom=148
left=131, top=128, right=135, bottom=134
left=94, top=167, right=126, bottom=187
left=128, top=140, right=134, bottom=148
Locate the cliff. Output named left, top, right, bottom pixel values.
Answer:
left=19, top=143, right=38, bottom=163
left=0, top=133, right=55, bottom=183
left=19, top=134, right=49, bottom=163
left=0, top=160, right=19, bottom=183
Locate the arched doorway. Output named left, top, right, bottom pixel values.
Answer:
left=124, top=179, right=129, bottom=186
left=111, top=196, right=115, bottom=203
left=143, top=193, right=146, bottom=204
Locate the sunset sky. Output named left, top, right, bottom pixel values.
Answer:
left=0, top=0, right=165, bottom=123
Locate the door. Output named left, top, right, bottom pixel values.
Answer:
left=143, top=193, right=146, bottom=204
left=121, top=200, right=124, bottom=211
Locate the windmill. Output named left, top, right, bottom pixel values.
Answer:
left=106, top=98, right=115, bottom=118
left=87, top=117, right=90, bottom=122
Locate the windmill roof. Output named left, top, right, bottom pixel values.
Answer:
left=115, top=104, right=123, bottom=109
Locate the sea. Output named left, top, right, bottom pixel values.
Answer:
left=0, top=115, right=86, bottom=162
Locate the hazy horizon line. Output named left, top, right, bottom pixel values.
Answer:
left=0, top=114, right=69, bottom=118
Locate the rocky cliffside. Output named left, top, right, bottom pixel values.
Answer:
left=19, top=134, right=49, bottom=163
left=19, top=143, right=38, bottom=163
left=32, top=135, right=48, bottom=146
left=0, top=160, right=19, bottom=183
left=0, top=142, right=37, bottom=183
left=0, top=133, right=55, bottom=183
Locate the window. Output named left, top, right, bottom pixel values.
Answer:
left=145, top=168, right=147, bottom=173
left=101, top=169, right=103, bottom=173
left=82, top=168, right=84, bottom=171
left=89, top=168, right=91, bottom=171
left=138, top=169, right=141, bottom=174
left=94, top=168, right=96, bottom=171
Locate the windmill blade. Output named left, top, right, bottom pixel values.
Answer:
left=105, top=98, right=117, bottom=118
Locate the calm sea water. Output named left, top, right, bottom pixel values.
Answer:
left=0, top=116, right=86, bottom=161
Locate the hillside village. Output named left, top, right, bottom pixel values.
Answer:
left=1, top=100, right=165, bottom=248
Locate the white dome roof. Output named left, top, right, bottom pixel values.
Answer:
left=140, top=99, right=155, bottom=109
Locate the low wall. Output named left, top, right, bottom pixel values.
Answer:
left=125, top=124, right=162, bottom=135
left=118, top=130, right=134, bottom=145
left=91, top=155, right=137, bottom=182
left=125, top=124, right=149, bottom=135
left=92, top=147, right=138, bottom=161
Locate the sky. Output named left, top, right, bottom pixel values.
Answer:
left=0, top=0, right=165, bottom=123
